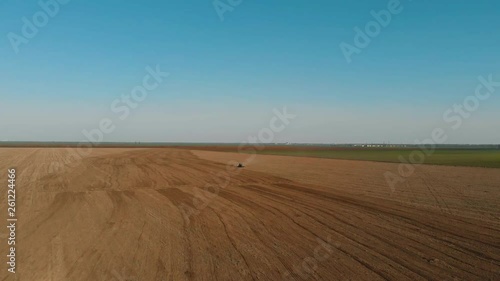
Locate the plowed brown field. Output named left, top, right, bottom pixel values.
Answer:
left=1, top=148, right=499, bottom=281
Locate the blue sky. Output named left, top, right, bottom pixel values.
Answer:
left=1, top=0, right=499, bottom=143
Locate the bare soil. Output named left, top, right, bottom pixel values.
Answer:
left=0, top=148, right=499, bottom=281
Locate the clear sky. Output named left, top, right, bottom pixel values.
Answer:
left=1, top=0, right=499, bottom=144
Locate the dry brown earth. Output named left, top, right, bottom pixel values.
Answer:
left=0, top=148, right=499, bottom=281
